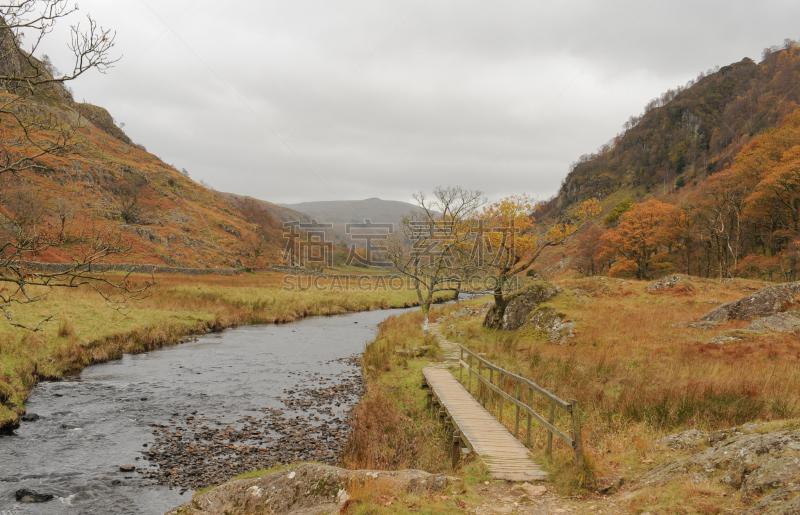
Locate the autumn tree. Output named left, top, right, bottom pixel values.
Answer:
left=601, top=200, right=675, bottom=279
left=573, top=224, right=606, bottom=276
left=477, top=195, right=600, bottom=329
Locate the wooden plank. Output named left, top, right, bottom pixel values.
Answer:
left=422, top=367, right=546, bottom=482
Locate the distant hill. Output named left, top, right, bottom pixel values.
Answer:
left=278, top=198, right=423, bottom=242
left=217, top=192, right=311, bottom=224
left=279, top=198, right=421, bottom=224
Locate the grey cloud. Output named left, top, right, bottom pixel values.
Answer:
left=37, top=0, right=800, bottom=204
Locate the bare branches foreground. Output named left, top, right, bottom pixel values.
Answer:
left=0, top=1, right=151, bottom=330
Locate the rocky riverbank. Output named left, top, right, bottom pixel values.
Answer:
left=139, top=357, right=365, bottom=491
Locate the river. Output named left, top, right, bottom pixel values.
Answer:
left=0, top=306, right=417, bottom=515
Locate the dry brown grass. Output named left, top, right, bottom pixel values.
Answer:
left=342, top=311, right=451, bottom=474
left=350, top=275, right=798, bottom=508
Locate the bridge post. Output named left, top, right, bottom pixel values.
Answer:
left=467, top=355, right=472, bottom=394
left=498, top=375, right=503, bottom=424
left=479, top=362, right=485, bottom=407
left=452, top=430, right=462, bottom=468
left=489, top=368, right=494, bottom=413
left=514, top=382, right=520, bottom=438
left=571, top=399, right=585, bottom=468
left=459, top=348, right=463, bottom=383
left=546, top=401, right=554, bottom=456
left=527, top=386, right=533, bottom=446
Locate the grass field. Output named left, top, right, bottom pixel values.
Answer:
left=345, top=275, right=800, bottom=513
left=0, top=271, right=444, bottom=429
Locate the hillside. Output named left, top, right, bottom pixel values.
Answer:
left=550, top=43, right=800, bottom=211
left=537, top=42, right=800, bottom=283
left=0, top=57, right=288, bottom=269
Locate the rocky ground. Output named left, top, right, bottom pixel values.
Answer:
left=166, top=462, right=451, bottom=515
left=138, top=356, right=366, bottom=491
left=640, top=421, right=800, bottom=514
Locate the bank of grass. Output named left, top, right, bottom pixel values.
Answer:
left=346, top=276, right=799, bottom=511
left=341, top=310, right=452, bottom=473
left=0, top=272, right=440, bottom=429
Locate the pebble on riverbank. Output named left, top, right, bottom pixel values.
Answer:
left=139, top=356, right=365, bottom=490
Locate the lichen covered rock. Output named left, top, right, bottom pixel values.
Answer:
left=483, top=282, right=562, bottom=330
left=641, top=425, right=800, bottom=504
left=700, top=283, right=800, bottom=322
left=166, top=463, right=451, bottom=515
left=656, top=429, right=709, bottom=450
left=522, top=306, right=575, bottom=343
left=744, top=311, right=800, bottom=334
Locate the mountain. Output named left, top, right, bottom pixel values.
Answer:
left=0, top=43, right=289, bottom=268
left=279, top=198, right=421, bottom=225
left=548, top=44, right=800, bottom=213
left=278, top=198, right=423, bottom=242
left=537, top=41, right=800, bottom=282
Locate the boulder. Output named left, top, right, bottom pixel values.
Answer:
left=483, top=282, right=562, bottom=330
left=744, top=311, right=800, bottom=334
left=594, top=476, right=624, bottom=494
left=656, top=429, right=709, bottom=450
left=705, top=330, right=763, bottom=344
left=646, top=275, right=691, bottom=292
left=15, top=489, right=54, bottom=503
left=522, top=306, right=575, bottom=343
left=166, top=463, right=451, bottom=515
left=700, top=283, right=800, bottom=322
left=740, top=485, right=800, bottom=515
left=640, top=426, right=800, bottom=501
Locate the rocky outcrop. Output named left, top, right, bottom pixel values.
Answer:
left=166, top=463, right=451, bottom=515
left=740, top=485, right=800, bottom=514
left=521, top=306, right=575, bottom=343
left=646, top=275, right=692, bottom=292
left=483, top=282, right=562, bottom=330
left=744, top=311, right=800, bottom=334
left=645, top=423, right=800, bottom=508
left=700, top=283, right=800, bottom=322
left=656, top=429, right=709, bottom=450
left=76, top=103, right=135, bottom=146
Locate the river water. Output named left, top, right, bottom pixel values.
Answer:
left=0, top=307, right=416, bottom=515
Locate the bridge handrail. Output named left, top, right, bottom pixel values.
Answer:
left=458, top=344, right=585, bottom=468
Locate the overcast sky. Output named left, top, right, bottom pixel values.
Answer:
left=39, top=0, right=800, bottom=204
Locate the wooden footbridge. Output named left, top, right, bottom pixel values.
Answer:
left=422, top=346, right=584, bottom=481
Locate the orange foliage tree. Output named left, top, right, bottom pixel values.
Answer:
left=477, top=195, right=599, bottom=328
left=601, top=200, right=676, bottom=279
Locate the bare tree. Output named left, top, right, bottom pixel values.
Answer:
left=0, top=225, right=151, bottom=331
left=50, top=196, right=75, bottom=241
left=387, top=186, right=484, bottom=333
left=0, top=1, right=152, bottom=331
left=117, top=169, right=147, bottom=223
left=0, top=1, right=117, bottom=177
